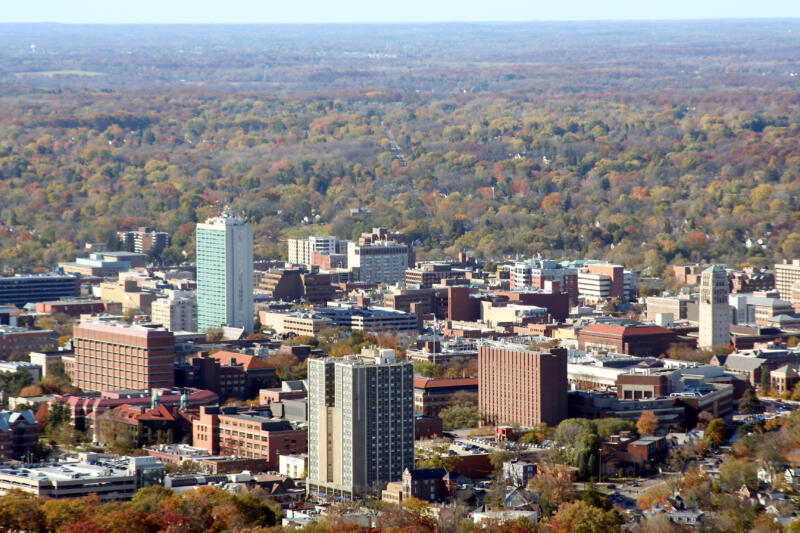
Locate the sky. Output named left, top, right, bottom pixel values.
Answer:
left=3, top=0, right=800, bottom=24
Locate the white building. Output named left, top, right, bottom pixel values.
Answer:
left=0, top=455, right=164, bottom=500
left=196, top=213, right=254, bottom=334
left=151, top=292, right=198, bottom=332
left=347, top=241, right=408, bottom=284
left=279, top=454, right=308, bottom=479
left=699, top=265, right=730, bottom=349
left=577, top=271, right=611, bottom=302
left=288, top=236, right=344, bottom=266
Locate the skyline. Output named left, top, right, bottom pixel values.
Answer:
left=3, top=0, right=800, bottom=24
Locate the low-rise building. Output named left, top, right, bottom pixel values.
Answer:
left=279, top=454, right=308, bottom=479
left=35, top=299, right=121, bottom=318
left=314, top=304, right=419, bottom=332
left=182, top=351, right=278, bottom=401
left=413, top=377, right=478, bottom=416
left=0, top=326, right=58, bottom=360
left=0, top=411, right=38, bottom=460
left=0, top=455, right=164, bottom=500
left=402, top=468, right=447, bottom=502
left=259, top=310, right=333, bottom=336
left=503, top=460, right=537, bottom=487
left=577, top=321, right=678, bottom=357
left=601, top=432, right=668, bottom=476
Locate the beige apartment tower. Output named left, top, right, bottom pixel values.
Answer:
left=306, top=350, right=414, bottom=500
left=699, top=265, right=730, bottom=349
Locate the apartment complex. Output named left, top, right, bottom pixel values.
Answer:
left=196, top=212, right=254, bottom=333
left=287, top=236, right=344, bottom=266
left=151, top=294, right=198, bottom=332
left=307, top=350, right=415, bottom=499
left=117, top=227, right=170, bottom=255
left=699, top=265, right=730, bottom=349
left=0, top=275, right=80, bottom=307
left=73, top=321, right=175, bottom=392
left=478, top=342, right=568, bottom=427
left=775, top=259, right=800, bottom=301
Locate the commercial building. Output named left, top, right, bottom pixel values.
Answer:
left=259, top=310, right=333, bottom=336
left=347, top=241, right=409, bottom=284
left=307, top=350, right=415, bottom=499
left=0, top=455, right=165, bottom=501
left=99, top=279, right=158, bottom=311
left=699, top=266, right=730, bottom=349
left=405, top=263, right=460, bottom=289
left=59, top=252, right=146, bottom=277
left=117, top=227, right=170, bottom=255
left=151, top=293, right=198, bottom=332
left=73, top=321, right=175, bottom=393
left=314, top=304, right=419, bottom=332
left=478, top=342, right=568, bottom=427
left=0, top=275, right=80, bottom=307
left=35, top=298, right=121, bottom=318
left=0, top=326, right=58, bottom=360
left=775, top=260, right=800, bottom=301
left=196, top=212, right=254, bottom=334
left=258, top=268, right=333, bottom=304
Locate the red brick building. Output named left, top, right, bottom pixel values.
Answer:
left=413, top=377, right=479, bottom=416
left=182, top=351, right=278, bottom=401
left=0, top=326, right=58, bottom=360
left=35, top=299, right=121, bottom=318
left=73, top=321, right=175, bottom=393
left=192, top=405, right=306, bottom=470
left=600, top=432, right=668, bottom=476
left=577, top=323, right=678, bottom=357
left=479, top=343, right=567, bottom=427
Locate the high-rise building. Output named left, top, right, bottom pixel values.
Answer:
left=775, top=260, right=800, bottom=302
left=196, top=213, right=254, bottom=333
left=699, top=265, right=730, bottom=349
left=478, top=342, right=567, bottom=427
left=306, top=349, right=414, bottom=500
left=73, top=321, right=175, bottom=393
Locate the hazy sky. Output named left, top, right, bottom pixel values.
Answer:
left=4, top=0, right=800, bottom=24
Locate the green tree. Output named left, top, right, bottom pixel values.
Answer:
left=738, top=388, right=762, bottom=414
left=545, top=500, right=623, bottom=533
left=439, top=405, right=480, bottom=430
left=704, top=418, right=729, bottom=448
left=760, top=368, right=771, bottom=393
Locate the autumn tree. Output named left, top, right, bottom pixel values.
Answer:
left=636, top=411, right=659, bottom=435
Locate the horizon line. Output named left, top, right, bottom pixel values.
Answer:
left=2, top=17, right=800, bottom=26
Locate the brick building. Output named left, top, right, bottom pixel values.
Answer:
left=95, top=404, right=187, bottom=448
left=73, top=321, right=175, bottom=393
left=413, top=377, right=479, bottom=416
left=35, top=299, right=121, bottom=318
left=600, top=432, right=668, bottom=476
left=192, top=405, right=307, bottom=470
left=478, top=343, right=567, bottom=427
left=577, top=322, right=678, bottom=357
left=0, top=326, right=58, bottom=360
left=181, top=351, right=278, bottom=401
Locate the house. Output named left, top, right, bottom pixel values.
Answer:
left=402, top=468, right=447, bottom=502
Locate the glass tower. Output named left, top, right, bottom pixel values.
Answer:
left=196, top=212, right=254, bottom=333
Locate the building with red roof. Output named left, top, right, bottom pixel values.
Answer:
left=179, top=351, right=278, bottom=401
left=413, top=377, right=478, bottom=416
left=577, top=322, right=678, bottom=357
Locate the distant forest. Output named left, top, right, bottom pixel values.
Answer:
left=0, top=21, right=798, bottom=275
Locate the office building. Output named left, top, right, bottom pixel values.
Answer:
left=0, top=326, right=58, bottom=360
left=151, top=293, right=198, bottom=332
left=347, top=241, right=409, bottom=284
left=699, top=265, right=730, bottom=349
left=0, top=275, right=80, bottom=307
left=0, top=410, right=38, bottom=460
left=478, top=342, right=567, bottom=427
left=313, top=304, right=419, bottom=332
left=307, top=350, right=414, bottom=499
left=59, top=252, right=146, bottom=277
left=117, top=227, right=170, bottom=255
left=73, top=321, right=175, bottom=393
left=196, top=212, right=254, bottom=333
